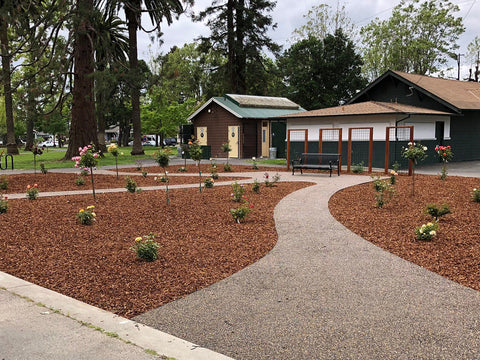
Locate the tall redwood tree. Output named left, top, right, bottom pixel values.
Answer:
left=65, top=0, right=98, bottom=159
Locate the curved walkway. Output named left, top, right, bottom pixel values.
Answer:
left=135, top=174, right=480, bottom=360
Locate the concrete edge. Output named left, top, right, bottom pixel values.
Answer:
left=0, top=271, right=234, bottom=360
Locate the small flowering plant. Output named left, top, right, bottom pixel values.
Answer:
left=29, top=144, right=43, bottom=175
left=131, top=233, right=160, bottom=262
left=204, top=177, right=214, bottom=188
left=0, top=195, right=8, bottom=214
left=435, top=145, right=453, bottom=180
left=401, top=142, right=427, bottom=196
left=264, top=172, right=280, bottom=187
left=231, top=181, right=245, bottom=202
left=389, top=170, right=398, bottom=185
left=72, top=145, right=100, bottom=200
left=108, top=143, right=120, bottom=179
left=72, top=144, right=99, bottom=169
left=76, top=205, right=96, bottom=225
left=402, top=142, right=428, bottom=164
left=251, top=157, right=258, bottom=170
left=415, top=222, right=439, bottom=241
left=26, top=184, right=39, bottom=200
left=472, top=188, right=480, bottom=202
left=230, top=202, right=254, bottom=223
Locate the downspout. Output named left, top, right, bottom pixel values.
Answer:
left=394, top=114, right=411, bottom=164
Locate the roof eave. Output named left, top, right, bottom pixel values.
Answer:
left=187, top=97, right=244, bottom=122
left=348, top=70, right=463, bottom=114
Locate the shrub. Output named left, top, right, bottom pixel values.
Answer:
left=231, top=182, right=245, bottom=202
left=472, top=188, right=480, bottom=202
left=40, top=163, right=47, bottom=174
left=251, top=157, right=258, bottom=170
left=252, top=179, right=260, bottom=193
left=371, top=177, right=395, bottom=208
left=204, top=177, right=214, bottom=188
left=424, top=203, right=451, bottom=221
left=80, top=168, right=90, bottom=176
left=0, top=175, right=8, bottom=190
left=230, top=202, right=253, bottom=223
left=352, top=161, right=365, bottom=174
left=223, top=163, right=232, bottom=172
left=415, top=222, right=439, bottom=241
left=131, top=233, right=160, bottom=262
left=76, top=205, right=96, bottom=225
left=389, top=170, right=398, bottom=185
left=75, top=177, right=85, bottom=186
left=264, top=172, right=280, bottom=187
left=141, top=170, right=148, bottom=178
left=26, top=184, right=39, bottom=200
left=125, top=176, right=137, bottom=193
left=0, top=195, right=8, bottom=214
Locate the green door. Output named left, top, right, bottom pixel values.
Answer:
left=271, top=121, right=286, bottom=158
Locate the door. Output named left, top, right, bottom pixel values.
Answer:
left=261, top=122, right=269, bottom=157
left=435, top=121, right=445, bottom=145
left=228, top=125, right=240, bottom=158
left=196, top=127, right=207, bottom=145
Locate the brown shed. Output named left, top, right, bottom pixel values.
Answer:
left=187, top=94, right=305, bottom=159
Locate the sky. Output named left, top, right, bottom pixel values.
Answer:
left=137, top=0, right=479, bottom=80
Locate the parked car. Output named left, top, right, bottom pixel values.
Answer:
left=38, top=140, right=55, bottom=147
left=142, top=140, right=156, bottom=146
left=163, top=138, right=177, bottom=146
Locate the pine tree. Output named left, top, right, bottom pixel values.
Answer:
left=195, top=0, right=280, bottom=94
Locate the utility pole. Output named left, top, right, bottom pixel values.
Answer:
left=457, top=53, right=464, bottom=80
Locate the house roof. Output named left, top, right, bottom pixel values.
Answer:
left=281, top=101, right=452, bottom=119
left=187, top=94, right=305, bottom=121
left=350, top=70, right=480, bottom=112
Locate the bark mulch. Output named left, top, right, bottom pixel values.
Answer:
left=0, top=173, right=247, bottom=193
left=329, top=174, right=480, bottom=292
left=0, top=180, right=312, bottom=318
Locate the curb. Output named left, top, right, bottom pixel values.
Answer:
left=0, top=271, right=234, bottom=360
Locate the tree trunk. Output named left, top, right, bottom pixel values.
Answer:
left=126, top=3, right=144, bottom=155
left=235, top=0, right=246, bottom=94
left=65, top=0, right=98, bottom=160
left=95, top=67, right=107, bottom=153
left=0, top=19, right=19, bottom=155
left=24, top=77, right=35, bottom=150
left=226, top=0, right=236, bottom=93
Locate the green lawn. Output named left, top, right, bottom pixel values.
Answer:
left=248, top=158, right=287, bottom=166
left=4, top=146, right=175, bottom=170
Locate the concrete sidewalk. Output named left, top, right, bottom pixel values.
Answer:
left=0, top=272, right=234, bottom=360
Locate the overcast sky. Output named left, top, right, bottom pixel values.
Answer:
left=137, top=0, right=479, bottom=79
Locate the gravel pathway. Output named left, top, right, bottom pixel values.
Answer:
left=135, top=174, right=480, bottom=360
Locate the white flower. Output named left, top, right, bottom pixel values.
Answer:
left=154, top=177, right=157, bottom=181
left=419, top=228, right=424, bottom=233
left=429, top=230, right=436, bottom=236
left=423, top=146, right=427, bottom=151
left=474, top=188, right=477, bottom=191
left=252, top=157, right=256, bottom=160
left=408, top=142, right=412, bottom=146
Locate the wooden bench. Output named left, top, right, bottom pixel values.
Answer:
left=291, top=153, right=341, bottom=177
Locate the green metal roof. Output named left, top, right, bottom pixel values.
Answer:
left=187, top=94, right=305, bottom=121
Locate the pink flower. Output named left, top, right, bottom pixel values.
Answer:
left=27, top=185, right=31, bottom=189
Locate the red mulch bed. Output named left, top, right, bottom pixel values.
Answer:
left=0, top=173, right=247, bottom=193
left=329, top=174, right=480, bottom=292
left=0, top=179, right=312, bottom=318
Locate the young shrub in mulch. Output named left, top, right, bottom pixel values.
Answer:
left=131, top=233, right=160, bottom=262
left=423, top=203, right=451, bottom=221
left=76, top=205, right=96, bottom=225
left=26, top=184, right=39, bottom=200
